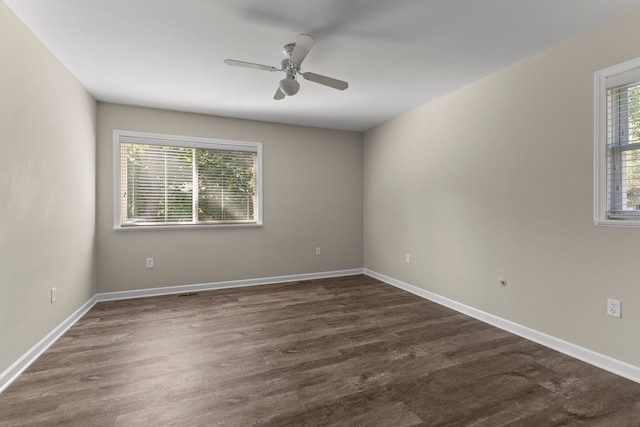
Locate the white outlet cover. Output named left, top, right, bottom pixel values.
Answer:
left=607, top=298, right=621, bottom=318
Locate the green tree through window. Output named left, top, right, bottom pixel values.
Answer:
left=626, top=85, right=640, bottom=210
left=608, top=83, right=640, bottom=214
left=119, top=137, right=259, bottom=227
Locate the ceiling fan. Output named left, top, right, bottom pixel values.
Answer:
left=224, top=34, right=349, bottom=100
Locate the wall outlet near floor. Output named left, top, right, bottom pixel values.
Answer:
left=405, top=254, right=411, bottom=264
left=51, top=287, right=57, bottom=303
left=146, top=257, right=154, bottom=269
left=315, top=247, right=321, bottom=256
left=607, top=298, right=621, bottom=318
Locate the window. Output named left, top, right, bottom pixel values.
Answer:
left=113, top=130, right=262, bottom=229
left=594, top=58, right=640, bottom=227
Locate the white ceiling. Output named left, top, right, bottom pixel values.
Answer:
left=5, top=0, right=640, bottom=132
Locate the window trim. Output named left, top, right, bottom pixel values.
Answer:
left=594, top=57, right=640, bottom=228
left=113, top=130, right=263, bottom=230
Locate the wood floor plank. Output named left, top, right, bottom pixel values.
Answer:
left=2, top=275, right=640, bottom=426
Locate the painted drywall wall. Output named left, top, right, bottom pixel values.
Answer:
left=0, top=2, right=96, bottom=375
left=96, top=103, right=363, bottom=293
left=364, top=7, right=640, bottom=368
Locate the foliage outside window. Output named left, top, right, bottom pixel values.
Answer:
left=114, top=131, right=262, bottom=229
left=607, top=82, right=640, bottom=216
left=594, top=58, right=640, bottom=227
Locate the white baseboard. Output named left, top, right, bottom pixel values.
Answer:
left=0, top=268, right=363, bottom=394
left=364, top=269, right=640, bottom=384
left=96, top=269, right=364, bottom=302
left=0, top=296, right=97, bottom=393
left=9, top=268, right=635, bottom=395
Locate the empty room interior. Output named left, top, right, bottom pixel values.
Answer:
left=5, top=0, right=640, bottom=425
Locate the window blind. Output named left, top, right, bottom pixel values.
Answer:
left=119, top=141, right=258, bottom=226
left=607, top=81, right=640, bottom=217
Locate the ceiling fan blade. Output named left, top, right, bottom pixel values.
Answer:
left=302, top=72, right=349, bottom=90
left=274, top=87, right=285, bottom=100
left=290, top=34, right=315, bottom=65
left=224, top=59, right=280, bottom=72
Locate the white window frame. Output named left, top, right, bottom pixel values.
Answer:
left=113, top=130, right=263, bottom=230
left=594, top=57, right=640, bottom=228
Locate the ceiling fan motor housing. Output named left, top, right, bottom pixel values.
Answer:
left=281, top=58, right=299, bottom=73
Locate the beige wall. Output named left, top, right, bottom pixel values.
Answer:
left=96, top=103, right=363, bottom=293
left=364, top=8, right=640, bottom=367
left=0, top=2, right=96, bottom=374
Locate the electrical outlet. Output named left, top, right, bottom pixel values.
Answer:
left=607, top=299, right=621, bottom=318
left=405, top=254, right=411, bottom=264
left=51, top=287, right=57, bottom=303
left=146, top=257, right=154, bottom=269
left=315, top=247, right=321, bottom=256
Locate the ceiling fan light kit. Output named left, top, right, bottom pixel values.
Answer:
left=279, top=76, right=300, bottom=96
left=224, top=34, right=348, bottom=100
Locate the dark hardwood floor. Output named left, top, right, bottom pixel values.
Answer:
left=2, top=275, right=640, bottom=426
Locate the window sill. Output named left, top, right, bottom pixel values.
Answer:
left=114, top=223, right=263, bottom=231
left=594, top=219, right=640, bottom=228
